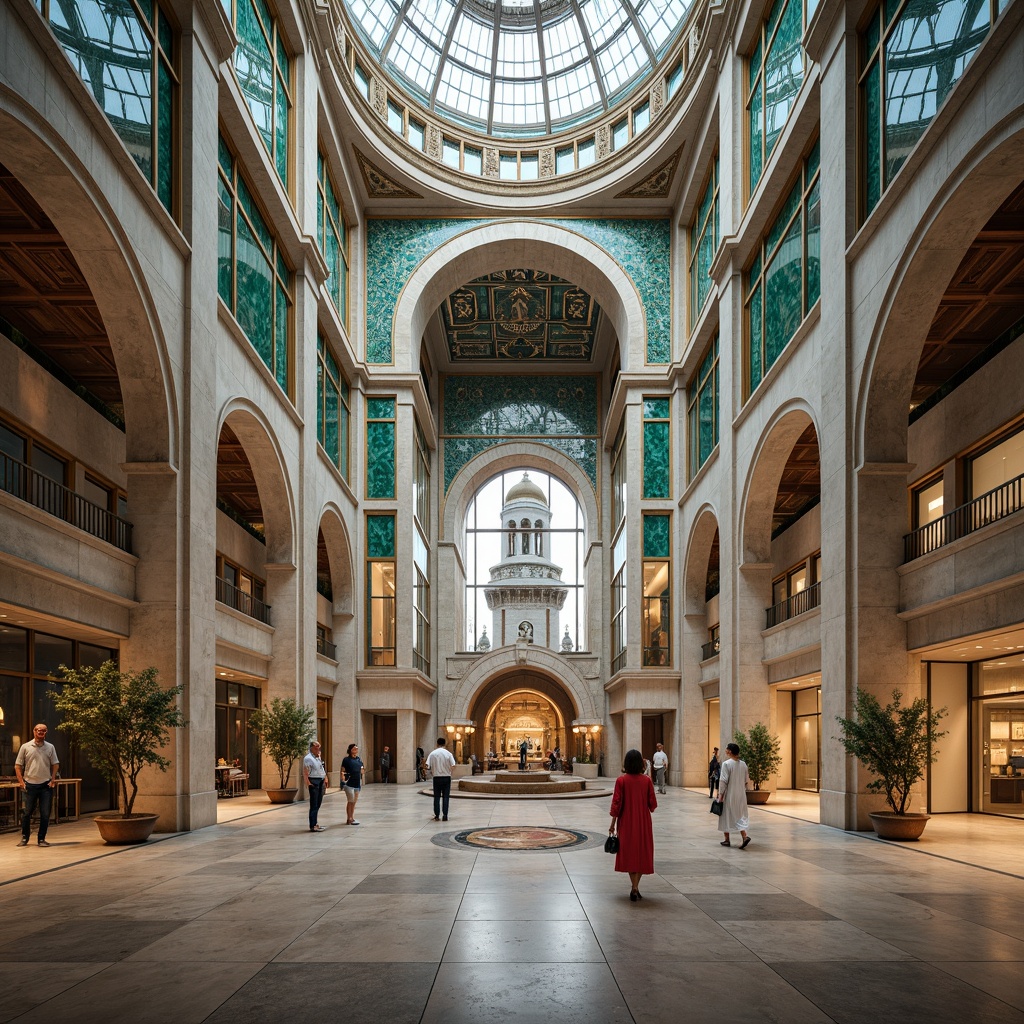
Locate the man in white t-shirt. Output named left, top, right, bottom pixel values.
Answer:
left=15, top=723, right=60, bottom=847
left=652, top=742, right=669, bottom=794
left=426, top=737, right=457, bottom=822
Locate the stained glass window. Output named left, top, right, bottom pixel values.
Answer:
left=687, top=334, right=719, bottom=477
left=860, top=0, right=997, bottom=221
left=366, top=397, right=396, bottom=499
left=689, top=157, right=720, bottom=326
left=745, top=142, right=820, bottom=398
left=747, top=0, right=806, bottom=196
left=317, top=333, right=350, bottom=478
left=223, top=0, right=292, bottom=189
left=40, top=0, right=178, bottom=216
left=317, top=152, right=349, bottom=327
left=218, top=134, right=293, bottom=394
left=642, top=398, right=671, bottom=499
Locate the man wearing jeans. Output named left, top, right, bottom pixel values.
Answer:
left=15, top=723, right=60, bottom=848
left=426, top=737, right=456, bottom=822
left=303, top=740, right=327, bottom=832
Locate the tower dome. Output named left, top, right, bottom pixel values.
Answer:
left=505, top=473, right=547, bottom=505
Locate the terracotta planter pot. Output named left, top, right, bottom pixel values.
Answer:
left=266, top=788, right=298, bottom=804
left=869, top=811, right=930, bottom=840
left=94, top=813, right=159, bottom=845
left=747, top=790, right=772, bottom=804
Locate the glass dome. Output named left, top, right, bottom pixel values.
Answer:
left=345, top=0, right=694, bottom=138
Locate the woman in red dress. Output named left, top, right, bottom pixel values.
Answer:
left=609, top=748, right=658, bottom=901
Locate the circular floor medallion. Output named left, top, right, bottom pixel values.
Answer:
left=433, top=825, right=605, bottom=852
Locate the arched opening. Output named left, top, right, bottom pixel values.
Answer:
left=463, top=468, right=585, bottom=653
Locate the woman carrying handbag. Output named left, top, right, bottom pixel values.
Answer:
left=609, top=748, right=658, bottom=901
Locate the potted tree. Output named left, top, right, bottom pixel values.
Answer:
left=835, top=687, right=947, bottom=840
left=51, top=661, right=186, bottom=844
left=733, top=722, right=782, bottom=804
left=248, top=697, right=316, bottom=803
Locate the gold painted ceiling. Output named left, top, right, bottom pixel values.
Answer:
left=440, top=270, right=599, bottom=361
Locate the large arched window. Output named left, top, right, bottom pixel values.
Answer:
left=464, top=469, right=585, bottom=652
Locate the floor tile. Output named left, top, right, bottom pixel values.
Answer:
left=0, top=919, right=181, bottom=962
left=683, top=892, right=836, bottom=921
left=443, top=919, right=603, bottom=962
left=0, top=962, right=108, bottom=1023
left=456, top=891, right=587, bottom=920
left=350, top=872, right=468, bottom=894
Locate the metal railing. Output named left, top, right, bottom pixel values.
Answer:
left=701, top=637, right=721, bottom=660
left=904, top=472, right=1024, bottom=562
left=0, top=450, right=132, bottom=553
left=765, top=581, right=820, bottom=629
left=316, top=634, right=337, bottom=659
left=216, top=576, right=271, bottom=624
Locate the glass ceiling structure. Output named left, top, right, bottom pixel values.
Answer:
left=345, top=0, right=694, bottom=137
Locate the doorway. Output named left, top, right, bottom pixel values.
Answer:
left=373, top=714, right=397, bottom=782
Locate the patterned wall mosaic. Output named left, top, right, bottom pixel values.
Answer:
left=366, top=219, right=671, bottom=365
left=441, top=270, right=599, bottom=361
left=441, top=375, right=599, bottom=492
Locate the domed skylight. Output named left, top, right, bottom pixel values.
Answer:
left=344, top=0, right=694, bottom=138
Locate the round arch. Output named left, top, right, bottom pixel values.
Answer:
left=739, top=402, right=820, bottom=565
left=317, top=504, right=355, bottom=617
left=0, top=95, right=176, bottom=465
left=441, top=440, right=599, bottom=546
left=446, top=645, right=600, bottom=723
left=858, top=121, right=1024, bottom=465
left=470, top=675, right=575, bottom=747
left=683, top=504, right=721, bottom=617
left=391, top=221, right=647, bottom=372
left=218, top=401, right=296, bottom=566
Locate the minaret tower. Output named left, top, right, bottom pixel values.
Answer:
left=484, top=473, right=568, bottom=649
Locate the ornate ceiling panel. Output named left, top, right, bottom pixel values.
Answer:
left=915, top=180, right=1024, bottom=406
left=440, top=269, right=600, bottom=361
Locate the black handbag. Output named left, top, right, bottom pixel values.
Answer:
left=604, top=832, right=619, bottom=854
left=710, top=799, right=724, bottom=816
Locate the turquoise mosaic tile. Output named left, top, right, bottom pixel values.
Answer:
left=366, top=219, right=671, bottom=365
left=643, top=421, right=670, bottom=498
left=366, top=514, right=395, bottom=558
left=366, top=420, right=396, bottom=499
left=643, top=513, right=671, bottom=558
left=440, top=375, right=599, bottom=492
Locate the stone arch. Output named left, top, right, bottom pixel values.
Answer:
left=683, top=504, right=721, bottom=617
left=859, top=120, right=1024, bottom=466
left=392, top=221, right=647, bottom=372
left=0, top=93, right=176, bottom=464
left=441, top=441, right=598, bottom=545
left=218, top=401, right=296, bottom=565
left=317, top=504, right=355, bottom=616
left=446, top=644, right=600, bottom=723
left=739, top=402, right=820, bottom=565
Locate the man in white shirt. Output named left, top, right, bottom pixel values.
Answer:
left=426, top=737, right=457, bottom=822
left=652, top=742, right=669, bottom=794
left=302, top=740, right=327, bottom=832
left=15, top=723, right=60, bottom=847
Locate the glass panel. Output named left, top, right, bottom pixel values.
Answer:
left=409, top=119, right=425, bottom=149
left=805, top=176, right=820, bottom=308
left=972, top=429, right=1024, bottom=496
left=34, top=633, right=74, bottom=676
left=235, top=0, right=275, bottom=159
left=499, top=154, right=518, bottom=180
left=464, top=147, right=483, bottom=174
left=794, top=708, right=819, bottom=790
left=157, top=58, right=174, bottom=212
left=749, top=75, right=764, bottom=192
left=577, top=138, right=596, bottom=167
left=612, top=118, right=628, bottom=149
left=0, top=626, right=28, bottom=671
left=0, top=674, right=25, bottom=776
left=387, top=101, right=404, bottom=134
left=763, top=206, right=802, bottom=369
left=747, top=281, right=763, bottom=392
left=764, top=0, right=803, bottom=161
left=556, top=147, right=574, bottom=173
left=235, top=215, right=274, bottom=370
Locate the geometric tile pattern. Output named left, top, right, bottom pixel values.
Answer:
left=440, top=270, right=599, bottom=362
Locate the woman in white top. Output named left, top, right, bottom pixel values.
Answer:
left=716, top=742, right=751, bottom=849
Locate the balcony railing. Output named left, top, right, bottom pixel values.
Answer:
left=766, top=581, right=821, bottom=629
left=216, top=576, right=271, bottom=624
left=701, top=637, right=721, bottom=660
left=0, top=450, right=132, bottom=553
left=316, top=634, right=337, bottom=659
left=904, top=472, right=1024, bottom=562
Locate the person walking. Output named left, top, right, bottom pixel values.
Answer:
left=416, top=746, right=426, bottom=781
left=341, top=743, right=364, bottom=825
left=708, top=747, right=721, bottom=798
left=518, top=738, right=528, bottom=771
left=303, top=740, right=327, bottom=833
left=426, top=737, right=456, bottom=821
left=609, top=748, right=658, bottom=902
left=716, top=742, right=751, bottom=849
left=15, top=723, right=60, bottom=848
left=379, top=746, right=392, bottom=784
left=652, top=742, right=668, bottom=794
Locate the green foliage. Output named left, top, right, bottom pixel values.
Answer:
left=51, top=662, right=185, bottom=818
left=835, top=688, right=947, bottom=815
left=733, top=721, right=782, bottom=790
left=248, top=697, right=316, bottom=788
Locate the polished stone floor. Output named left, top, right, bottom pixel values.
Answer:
left=1, top=785, right=1022, bottom=1023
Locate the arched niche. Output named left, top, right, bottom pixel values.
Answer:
left=684, top=505, right=721, bottom=617
left=317, top=504, right=355, bottom=617
left=217, top=402, right=296, bottom=566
